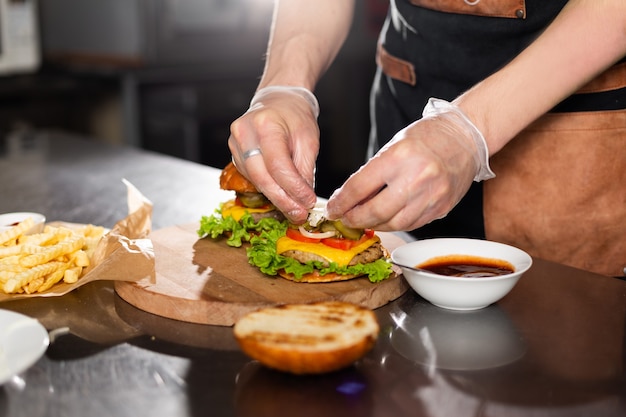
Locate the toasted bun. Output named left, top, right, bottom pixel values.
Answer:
left=233, top=301, right=379, bottom=374
left=220, top=162, right=258, bottom=193
left=277, top=270, right=361, bottom=283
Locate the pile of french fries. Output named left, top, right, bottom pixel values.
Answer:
left=0, top=217, right=106, bottom=294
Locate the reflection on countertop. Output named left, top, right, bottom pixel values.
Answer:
left=389, top=300, right=526, bottom=371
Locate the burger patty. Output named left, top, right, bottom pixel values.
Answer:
left=250, top=209, right=286, bottom=223
left=282, top=242, right=385, bottom=267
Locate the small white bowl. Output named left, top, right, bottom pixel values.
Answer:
left=0, top=212, right=46, bottom=234
left=391, top=238, right=532, bottom=310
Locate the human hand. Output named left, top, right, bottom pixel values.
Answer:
left=229, top=86, right=321, bottom=223
left=325, top=98, right=494, bottom=231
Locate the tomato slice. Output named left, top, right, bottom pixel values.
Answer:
left=321, top=237, right=355, bottom=250
left=322, top=230, right=375, bottom=250
left=286, top=227, right=321, bottom=243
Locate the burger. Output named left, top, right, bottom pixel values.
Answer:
left=197, top=162, right=286, bottom=247
left=246, top=205, right=393, bottom=283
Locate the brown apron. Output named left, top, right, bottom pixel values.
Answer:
left=376, top=1, right=626, bottom=276
left=484, top=64, right=626, bottom=277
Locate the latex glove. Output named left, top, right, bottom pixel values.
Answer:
left=228, top=86, right=321, bottom=223
left=325, top=98, right=495, bottom=231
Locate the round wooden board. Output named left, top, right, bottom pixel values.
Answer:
left=115, top=223, right=409, bottom=326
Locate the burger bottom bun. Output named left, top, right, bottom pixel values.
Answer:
left=233, top=301, right=379, bottom=374
left=277, top=269, right=361, bottom=283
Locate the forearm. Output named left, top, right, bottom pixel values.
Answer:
left=455, top=0, right=626, bottom=155
left=258, top=0, right=355, bottom=91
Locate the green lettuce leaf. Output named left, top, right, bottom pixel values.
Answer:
left=197, top=206, right=286, bottom=247
left=246, top=228, right=393, bottom=283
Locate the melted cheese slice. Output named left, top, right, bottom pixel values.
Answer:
left=221, top=199, right=273, bottom=222
left=276, top=235, right=380, bottom=266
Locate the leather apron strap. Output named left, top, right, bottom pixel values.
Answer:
left=408, top=0, right=526, bottom=19
left=377, top=45, right=626, bottom=93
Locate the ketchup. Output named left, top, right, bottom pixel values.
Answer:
left=417, top=255, right=515, bottom=278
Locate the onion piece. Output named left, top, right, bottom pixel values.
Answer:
left=298, top=225, right=335, bottom=240
left=307, top=203, right=327, bottom=227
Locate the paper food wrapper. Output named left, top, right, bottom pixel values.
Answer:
left=0, top=179, right=155, bottom=301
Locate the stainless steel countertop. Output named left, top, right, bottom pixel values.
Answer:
left=1, top=131, right=625, bottom=417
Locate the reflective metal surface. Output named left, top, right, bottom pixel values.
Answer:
left=0, top=132, right=625, bottom=417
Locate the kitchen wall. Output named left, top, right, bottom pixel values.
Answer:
left=4, top=0, right=387, bottom=198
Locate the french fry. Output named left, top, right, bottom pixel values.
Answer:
left=0, top=217, right=34, bottom=245
left=62, top=266, right=83, bottom=284
left=25, top=276, right=45, bottom=294
left=4, top=261, right=68, bottom=293
left=0, top=245, right=22, bottom=258
left=71, top=250, right=90, bottom=268
left=18, top=231, right=58, bottom=247
left=19, top=236, right=85, bottom=268
left=34, top=269, right=66, bottom=293
left=0, top=267, right=26, bottom=283
left=0, top=219, right=106, bottom=294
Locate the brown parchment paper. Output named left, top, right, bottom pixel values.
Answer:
left=0, top=179, right=156, bottom=301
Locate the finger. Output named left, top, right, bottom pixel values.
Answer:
left=338, top=179, right=416, bottom=230
left=228, top=101, right=319, bottom=222
left=326, top=167, right=380, bottom=217
left=261, top=125, right=318, bottom=208
left=291, top=141, right=318, bottom=190
left=327, top=150, right=444, bottom=230
left=325, top=156, right=389, bottom=221
left=228, top=120, right=263, bottom=180
left=229, top=131, right=312, bottom=223
left=349, top=188, right=430, bottom=231
left=245, top=155, right=312, bottom=223
left=255, top=126, right=317, bottom=207
left=255, top=107, right=319, bottom=194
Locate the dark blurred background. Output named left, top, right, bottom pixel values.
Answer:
left=0, top=0, right=388, bottom=199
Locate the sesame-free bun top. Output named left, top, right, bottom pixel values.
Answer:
left=220, top=162, right=259, bottom=193
left=234, top=301, right=379, bottom=374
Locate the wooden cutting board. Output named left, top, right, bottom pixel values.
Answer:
left=115, top=223, right=409, bottom=326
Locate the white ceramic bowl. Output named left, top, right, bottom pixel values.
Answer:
left=391, top=238, right=532, bottom=310
left=0, top=212, right=46, bottom=234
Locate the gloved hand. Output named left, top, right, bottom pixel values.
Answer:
left=325, top=97, right=495, bottom=231
left=228, top=86, right=321, bottom=223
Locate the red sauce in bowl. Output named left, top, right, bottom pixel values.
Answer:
left=417, top=255, right=515, bottom=278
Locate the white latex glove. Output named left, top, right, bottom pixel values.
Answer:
left=325, top=97, right=495, bottom=231
left=228, top=86, right=321, bottom=223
